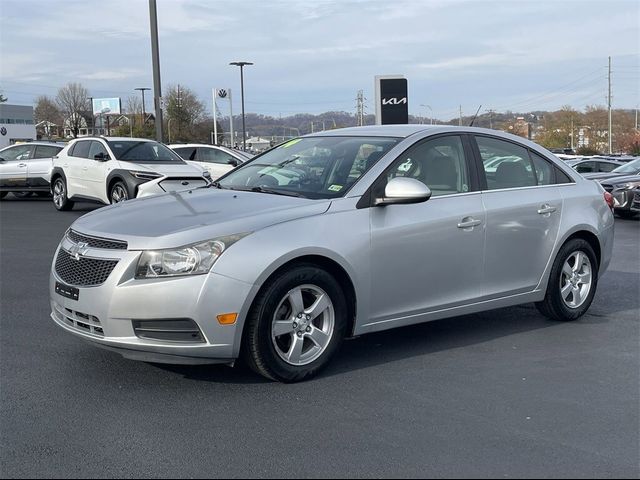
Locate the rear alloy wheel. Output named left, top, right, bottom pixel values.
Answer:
left=243, top=264, right=348, bottom=382
left=52, top=177, right=74, bottom=211
left=536, top=238, right=598, bottom=321
left=110, top=181, right=129, bottom=204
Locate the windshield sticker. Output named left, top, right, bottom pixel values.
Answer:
left=281, top=139, right=302, bottom=148
left=328, top=184, right=343, bottom=192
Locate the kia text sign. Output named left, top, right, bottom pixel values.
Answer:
left=92, top=98, right=121, bottom=115
left=375, top=75, right=408, bottom=125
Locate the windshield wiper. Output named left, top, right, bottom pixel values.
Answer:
left=225, top=185, right=306, bottom=198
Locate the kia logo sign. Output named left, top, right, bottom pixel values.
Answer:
left=382, top=97, right=407, bottom=105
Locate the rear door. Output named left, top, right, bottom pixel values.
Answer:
left=29, top=144, right=62, bottom=187
left=368, top=134, right=485, bottom=325
left=0, top=144, right=34, bottom=188
left=473, top=135, right=563, bottom=298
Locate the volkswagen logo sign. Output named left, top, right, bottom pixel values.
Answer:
left=0, top=127, right=6, bottom=136
left=217, top=89, right=228, bottom=99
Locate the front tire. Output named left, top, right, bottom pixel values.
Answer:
left=536, top=238, right=598, bottom=321
left=110, top=181, right=129, bottom=204
left=243, top=264, right=348, bottom=382
left=52, top=177, right=74, bottom=211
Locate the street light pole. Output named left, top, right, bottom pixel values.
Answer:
left=420, top=104, right=433, bottom=125
left=229, top=61, right=253, bottom=151
left=149, top=0, right=164, bottom=142
left=135, top=87, right=151, bottom=125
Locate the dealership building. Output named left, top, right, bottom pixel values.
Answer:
left=0, top=104, right=36, bottom=148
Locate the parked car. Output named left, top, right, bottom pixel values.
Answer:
left=583, top=159, right=640, bottom=218
left=169, top=144, right=250, bottom=180
left=0, top=142, right=64, bottom=199
left=565, top=158, right=624, bottom=174
left=50, top=126, right=614, bottom=382
left=50, top=137, right=210, bottom=211
left=630, top=187, right=640, bottom=214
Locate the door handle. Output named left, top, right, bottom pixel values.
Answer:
left=457, top=217, right=482, bottom=229
left=63, top=163, right=69, bottom=168
left=537, top=204, right=557, bottom=215
left=18, top=163, right=27, bottom=168
left=82, top=166, right=88, bottom=171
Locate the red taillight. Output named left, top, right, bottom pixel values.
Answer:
left=604, top=191, right=614, bottom=210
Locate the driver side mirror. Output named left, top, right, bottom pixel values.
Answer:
left=227, top=159, right=240, bottom=167
left=94, top=152, right=110, bottom=161
left=375, top=177, right=432, bottom=206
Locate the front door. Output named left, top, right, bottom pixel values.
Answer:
left=0, top=144, right=34, bottom=188
left=368, top=134, right=485, bottom=327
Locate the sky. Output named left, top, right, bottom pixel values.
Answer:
left=0, top=0, right=638, bottom=121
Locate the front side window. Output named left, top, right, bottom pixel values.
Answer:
left=218, top=136, right=400, bottom=199
left=107, top=141, right=183, bottom=163
left=384, top=135, right=470, bottom=197
left=88, top=141, right=108, bottom=160
left=598, top=162, right=619, bottom=173
left=0, top=145, right=34, bottom=161
left=34, top=145, right=62, bottom=158
left=198, top=147, right=236, bottom=165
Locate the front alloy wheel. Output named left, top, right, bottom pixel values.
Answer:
left=271, top=285, right=335, bottom=366
left=243, top=264, right=348, bottom=382
left=110, top=182, right=129, bottom=204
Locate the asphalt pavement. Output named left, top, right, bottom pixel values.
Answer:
left=1, top=196, right=639, bottom=478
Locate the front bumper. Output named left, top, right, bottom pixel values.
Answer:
left=49, top=238, right=256, bottom=364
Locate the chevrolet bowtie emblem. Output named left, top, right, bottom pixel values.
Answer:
left=69, top=241, right=89, bottom=261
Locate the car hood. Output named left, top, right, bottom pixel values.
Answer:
left=598, top=174, right=640, bottom=186
left=72, top=188, right=331, bottom=250
left=121, top=161, right=204, bottom=176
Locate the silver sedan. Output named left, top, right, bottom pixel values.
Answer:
left=49, top=126, right=614, bottom=382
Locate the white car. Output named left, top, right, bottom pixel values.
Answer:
left=169, top=144, right=249, bottom=180
left=50, top=137, right=210, bottom=211
left=0, top=142, right=64, bottom=199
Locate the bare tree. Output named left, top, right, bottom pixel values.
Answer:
left=56, top=82, right=89, bottom=137
left=164, top=84, right=205, bottom=142
left=35, top=95, right=63, bottom=124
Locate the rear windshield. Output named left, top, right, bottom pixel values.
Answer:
left=107, top=141, right=184, bottom=163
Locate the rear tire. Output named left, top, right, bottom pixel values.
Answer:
left=52, top=177, right=74, bottom=211
left=0, top=191, right=6, bottom=200
left=242, top=264, right=348, bottom=382
left=536, top=238, right=598, bottom=321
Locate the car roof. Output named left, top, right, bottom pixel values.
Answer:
left=72, top=136, right=155, bottom=143
left=1, top=141, right=65, bottom=148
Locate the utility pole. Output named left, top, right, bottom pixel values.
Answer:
left=570, top=117, right=574, bottom=151
left=608, top=56, right=612, bottom=154
left=486, top=109, right=495, bottom=129
left=459, top=105, right=463, bottom=126
left=356, top=90, right=365, bottom=126
left=149, top=0, right=163, bottom=142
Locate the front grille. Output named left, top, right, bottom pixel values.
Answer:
left=55, top=249, right=118, bottom=287
left=132, top=319, right=205, bottom=343
left=53, top=304, right=104, bottom=337
left=67, top=230, right=128, bottom=250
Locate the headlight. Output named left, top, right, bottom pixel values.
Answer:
left=612, top=181, right=640, bottom=190
left=131, top=170, right=162, bottom=181
left=135, top=234, right=249, bottom=278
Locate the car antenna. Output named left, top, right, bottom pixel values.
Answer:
left=469, top=105, right=482, bottom=127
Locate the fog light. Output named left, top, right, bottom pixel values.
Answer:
left=217, top=313, right=238, bottom=325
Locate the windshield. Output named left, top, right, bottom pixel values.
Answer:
left=217, top=136, right=400, bottom=199
left=108, top=140, right=184, bottom=163
left=612, top=158, right=640, bottom=174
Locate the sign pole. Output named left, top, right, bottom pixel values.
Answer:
left=212, top=88, right=218, bottom=145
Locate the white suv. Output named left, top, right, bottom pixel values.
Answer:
left=51, top=137, right=210, bottom=211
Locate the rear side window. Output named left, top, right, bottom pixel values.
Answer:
left=529, top=152, right=554, bottom=186
left=71, top=141, right=91, bottom=159
left=34, top=145, right=62, bottom=158
left=575, top=161, right=596, bottom=173
left=174, top=147, right=196, bottom=160
left=476, top=136, right=535, bottom=190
